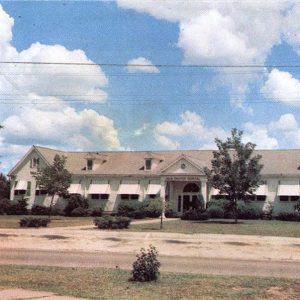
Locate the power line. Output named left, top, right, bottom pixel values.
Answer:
left=1, top=61, right=300, bottom=68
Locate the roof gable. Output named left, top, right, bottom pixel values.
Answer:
left=160, top=154, right=205, bottom=175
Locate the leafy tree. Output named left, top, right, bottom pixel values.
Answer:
left=33, top=154, right=71, bottom=218
left=204, top=128, right=263, bottom=223
left=0, top=173, right=10, bottom=200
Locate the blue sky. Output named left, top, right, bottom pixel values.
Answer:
left=2, top=1, right=300, bottom=173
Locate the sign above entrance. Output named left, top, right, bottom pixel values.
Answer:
left=166, top=176, right=201, bottom=181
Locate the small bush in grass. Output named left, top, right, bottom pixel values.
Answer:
left=276, top=212, right=300, bottom=222
left=70, top=207, right=88, bottom=217
left=130, top=245, right=160, bottom=282
left=94, top=215, right=131, bottom=229
left=143, top=198, right=163, bottom=218
left=117, top=201, right=146, bottom=219
left=19, top=217, right=50, bottom=228
left=181, top=208, right=209, bottom=221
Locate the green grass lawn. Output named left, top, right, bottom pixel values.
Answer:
left=0, top=215, right=94, bottom=228
left=0, top=265, right=299, bottom=300
left=129, top=219, right=300, bottom=238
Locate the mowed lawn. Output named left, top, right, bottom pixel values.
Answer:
left=0, top=265, right=299, bottom=300
left=129, top=219, right=300, bottom=238
left=0, top=215, right=94, bottom=228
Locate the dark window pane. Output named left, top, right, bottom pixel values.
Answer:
left=91, top=194, right=100, bottom=200
left=183, top=183, right=200, bottom=193
left=100, top=194, right=109, bottom=200
left=149, top=194, right=156, bottom=199
left=131, top=194, right=139, bottom=200
left=256, top=196, right=266, bottom=201
left=178, top=196, right=181, bottom=212
left=280, top=196, right=289, bottom=202
left=291, top=196, right=299, bottom=202
left=121, top=194, right=129, bottom=200
left=145, top=159, right=152, bottom=170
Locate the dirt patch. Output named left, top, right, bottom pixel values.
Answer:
left=103, top=237, right=122, bottom=242
left=265, top=286, right=298, bottom=300
left=0, top=233, right=17, bottom=237
left=165, top=239, right=191, bottom=244
left=42, top=235, right=69, bottom=240
left=292, top=244, right=300, bottom=248
left=224, top=241, right=250, bottom=246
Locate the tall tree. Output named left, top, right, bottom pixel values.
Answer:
left=0, top=173, right=10, bottom=199
left=205, top=128, right=263, bottom=223
left=34, top=154, right=72, bottom=218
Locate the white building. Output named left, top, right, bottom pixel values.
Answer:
left=7, top=145, right=300, bottom=215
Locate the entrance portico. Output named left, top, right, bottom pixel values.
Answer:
left=160, top=176, right=208, bottom=214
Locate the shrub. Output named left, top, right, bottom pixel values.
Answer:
left=31, top=205, right=51, bottom=215
left=7, top=198, right=28, bottom=215
left=165, top=208, right=180, bottom=218
left=0, top=198, right=11, bottom=214
left=89, top=208, right=103, bottom=217
left=237, top=202, right=261, bottom=220
left=206, top=205, right=224, bottom=218
left=117, top=201, right=147, bottom=219
left=19, top=217, right=50, bottom=228
left=276, top=212, right=300, bottom=222
left=64, top=195, right=89, bottom=216
left=130, top=245, right=160, bottom=282
left=181, top=208, right=209, bottom=221
left=70, top=207, right=88, bottom=217
left=94, top=216, right=131, bottom=229
left=144, top=198, right=162, bottom=218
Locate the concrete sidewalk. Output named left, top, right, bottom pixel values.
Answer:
left=0, top=289, right=87, bottom=300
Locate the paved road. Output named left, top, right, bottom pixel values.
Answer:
left=1, top=248, right=300, bottom=279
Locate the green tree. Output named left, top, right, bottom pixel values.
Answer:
left=0, top=173, right=10, bottom=199
left=205, top=128, right=263, bottom=223
left=33, top=154, right=71, bottom=218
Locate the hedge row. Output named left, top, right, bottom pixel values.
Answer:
left=94, top=216, right=131, bottom=229
left=19, top=217, right=50, bottom=228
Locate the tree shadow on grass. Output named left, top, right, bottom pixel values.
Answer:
left=190, top=219, right=245, bottom=225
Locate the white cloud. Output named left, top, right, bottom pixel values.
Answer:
left=134, top=123, right=150, bottom=136
left=0, top=4, right=123, bottom=173
left=125, top=57, right=159, bottom=73
left=117, top=1, right=300, bottom=112
left=269, top=113, right=300, bottom=145
left=243, top=123, right=279, bottom=149
left=154, top=111, right=227, bottom=149
left=261, top=69, right=300, bottom=106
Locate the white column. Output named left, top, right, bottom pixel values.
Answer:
left=201, top=178, right=208, bottom=208
left=10, top=178, right=15, bottom=201
left=160, top=177, right=166, bottom=218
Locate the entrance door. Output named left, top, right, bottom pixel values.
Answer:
left=182, top=194, right=199, bottom=212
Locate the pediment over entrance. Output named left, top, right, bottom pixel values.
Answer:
left=160, top=154, right=205, bottom=175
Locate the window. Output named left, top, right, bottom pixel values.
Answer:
left=145, top=159, right=152, bottom=170
left=35, top=190, right=47, bottom=196
left=280, top=195, right=299, bottom=202
left=91, top=194, right=109, bottom=200
left=87, top=159, right=93, bottom=170
left=280, top=196, right=289, bottom=202
left=256, top=195, right=266, bottom=202
left=26, top=181, right=31, bottom=197
left=121, top=194, right=139, bottom=200
left=30, top=158, right=40, bottom=168
left=149, top=194, right=157, bottom=199
left=14, top=190, right=25, bottom=195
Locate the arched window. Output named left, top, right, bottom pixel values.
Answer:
left=183, top=183, right=200, bottom=193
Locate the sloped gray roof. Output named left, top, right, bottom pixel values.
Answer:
left=29, top=146, right=300, bottom=177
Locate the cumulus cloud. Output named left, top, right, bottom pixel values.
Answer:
left=125, top=57, right=159, bottom=73
left=0, top=4, right=123, bottom=172
left=261, top=69, right=300, bottom=106
left=134, top=123, right=150, bottom=136
left=117, top=1, right=300, bottom=112
left=154, top=111, right=227, bottom=149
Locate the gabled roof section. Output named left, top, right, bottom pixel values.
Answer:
left=7, top=145, right=51, bottom=176
left=160, top=153, right=205, bottom=174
